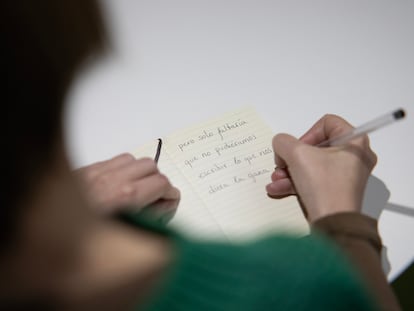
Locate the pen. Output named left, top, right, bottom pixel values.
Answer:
left=317, top=108, right=406, bottom=147
left=154, top=138, right=163, bottom=163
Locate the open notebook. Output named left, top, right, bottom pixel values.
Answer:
left=132, top=107, right=308, bottom=241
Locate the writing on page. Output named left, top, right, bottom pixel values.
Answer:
left=132, top=141, right=225, bottom=240
left=163, top=107, right=308, bottom=240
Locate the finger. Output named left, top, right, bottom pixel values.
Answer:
left=115, top=157, right=159, bottom=182
left=139, top=198, right=179, bottom=224
left=272, top=133, right=303, bottom=167
left=299, top=114, right=355, bottom=145
left=118, top=174, right=180, bottom=208
left=163, top=185, right=181, bottom=201
left=274, top=154, right=286, bottom=169
left=271, top=167, right=289, bottom=182
left=77, top=153, right=136, bottom=178
left=266, top=178, right=296, bottom=197
left=272, top=135, right=288, bottom=168
left=83, top=159, right=158, bottom=200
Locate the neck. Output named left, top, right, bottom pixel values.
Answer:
left=0, top=146, right=171, bottom=310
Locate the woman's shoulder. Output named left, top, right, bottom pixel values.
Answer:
left=120, top=213, right=377, bottom=311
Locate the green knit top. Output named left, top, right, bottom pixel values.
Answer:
left=121, top=215, right=378, bottom=311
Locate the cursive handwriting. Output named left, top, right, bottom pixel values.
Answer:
left=217, top=119, right=248, bottom=140
left=176, top=118, right=248, bottom=152
left=214, top=135, right=257, bottom=156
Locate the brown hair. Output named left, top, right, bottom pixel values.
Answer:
left=1, top=0, right=105, bottom=248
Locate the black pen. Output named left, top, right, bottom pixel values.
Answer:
left=154, top=138, right=163, bottom=163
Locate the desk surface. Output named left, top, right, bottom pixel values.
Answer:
left=65, top=0, right=414, bottom=280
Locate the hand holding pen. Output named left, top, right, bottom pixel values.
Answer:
left=75, top=150, right=179, bottom=216
left=266, top=109, right=405, bottom=222
left=317, top=109, right=405, bottom=147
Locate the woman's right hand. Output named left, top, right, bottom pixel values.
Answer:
left=266, top=114, right=377, bottom=223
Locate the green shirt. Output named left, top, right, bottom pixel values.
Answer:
left=121, top=215, right=377, bottom=311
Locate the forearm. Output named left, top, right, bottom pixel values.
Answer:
left=311, top=212, right=401, bottom=311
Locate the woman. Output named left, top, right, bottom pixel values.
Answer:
left=1, top=1, right=400, bottom=310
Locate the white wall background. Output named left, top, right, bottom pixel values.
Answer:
left=65, top=0, right=414, bottom=280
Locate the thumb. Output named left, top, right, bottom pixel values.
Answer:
left=272, top=133, right=302, bottom=168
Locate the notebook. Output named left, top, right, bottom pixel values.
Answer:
left=132, top=107, right=308, bottom=241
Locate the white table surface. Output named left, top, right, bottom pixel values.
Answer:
left=65, top=0, right=414, bottom=281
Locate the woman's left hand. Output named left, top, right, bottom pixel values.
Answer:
left=74, top=153, right=180, bottom=219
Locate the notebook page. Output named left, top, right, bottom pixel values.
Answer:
left=163, top=107, right=309, bottom=241
left=131, top=140, right=225, bottom=240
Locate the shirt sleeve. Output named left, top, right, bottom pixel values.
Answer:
left=311, top=212, right=401, bottom=311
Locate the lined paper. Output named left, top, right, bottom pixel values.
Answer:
left=133, top=107, right=308, bottom=241
left=132, top=140, right=225, bottom=240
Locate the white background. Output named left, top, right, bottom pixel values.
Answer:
left=65, top=0, right=414, bottom=280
